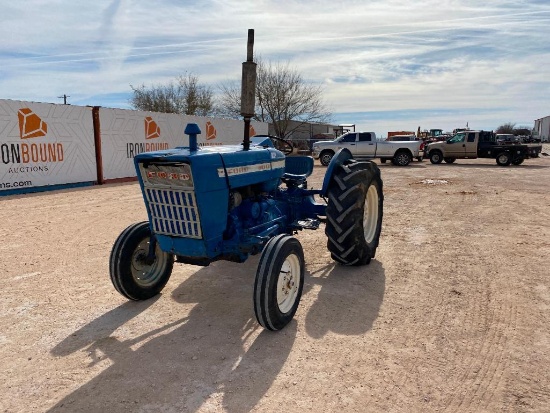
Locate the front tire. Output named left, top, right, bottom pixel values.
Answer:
left=254, top=235, right=305, bottom=331
left=429, top=151, right=443, bottom=164
left=320, top=150, right=335, bottom=166
left=109, top=222, right=174, bottom=300
left=325, top=160, right=384, bottom=266
left=496, top=152, right=512, bottom=166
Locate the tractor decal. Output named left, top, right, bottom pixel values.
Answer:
left=139, top=163, right=194, bottom=189
left=271, top=160, right=285, bottom=170
left=216, top=160, right=286, bottom=178
left=217, top=162, right=270, bottom=177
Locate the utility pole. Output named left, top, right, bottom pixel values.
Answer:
left=58, top=94, right=70, bottom=105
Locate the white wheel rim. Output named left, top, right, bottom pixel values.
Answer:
left=276, top=253, right=301, bottom=313
left=363, top=184, right=379, bottom=243
left=131, top=238, right=169, bottom=287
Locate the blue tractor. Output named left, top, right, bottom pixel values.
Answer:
left=109, top=30, right=383, bottom=330
left=109, top=126, right=383, bottom=330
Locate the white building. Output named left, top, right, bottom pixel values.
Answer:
left=534, top=116, right=550, bottom=142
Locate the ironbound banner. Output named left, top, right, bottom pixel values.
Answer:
left=0, top=100, right=269, bottom=193
left=99, top=107, right=268, bottom=181
left=0, top=100, right=96, bottom=194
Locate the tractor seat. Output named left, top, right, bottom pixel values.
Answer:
left=282, top=156, right=314, bottom=184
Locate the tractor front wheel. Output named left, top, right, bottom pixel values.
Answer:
left=254, top=235, right=305, bottom=331
left=325, top=160, right=384, bottom=265
left=109, top=221, right=174, bottom=300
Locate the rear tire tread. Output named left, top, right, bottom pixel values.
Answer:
left=325, top=161, right=383, bottom=266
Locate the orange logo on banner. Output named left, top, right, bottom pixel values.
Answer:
left=205, top=121, right=217, bottom=140
left=144, top=117, right=160, bottom=139
left=18, top=108, right=48, bottom=139
left=249, top=125, right=256, bottom=137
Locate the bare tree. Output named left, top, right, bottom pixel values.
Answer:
left=129, top=82, right=179, bottom=114
left=217, top=80, right=241, bottom=119
left=218, top=59, right=331, bottom=138
left=130, top=73, right=215, bottom=116
left=495, top=122, right=516, bottom=134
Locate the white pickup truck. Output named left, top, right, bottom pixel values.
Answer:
left=312, top=132, right=423, bottom=166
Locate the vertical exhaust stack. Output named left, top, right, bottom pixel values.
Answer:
left=184, top=123, right=201, bottom=152
left=241, top=29, right=257, bottom=151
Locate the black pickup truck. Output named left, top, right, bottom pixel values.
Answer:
left=425, top=130, right=542, bottom=166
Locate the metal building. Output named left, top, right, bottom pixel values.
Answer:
left=534, top=116, right=550, bottom=142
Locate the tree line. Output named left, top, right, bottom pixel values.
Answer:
left=130, top=60, right=331, bottom=139
left=495, top=122, right=532, bottom=136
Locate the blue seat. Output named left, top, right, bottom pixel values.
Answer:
left=282, top=156, right=314, bottom=182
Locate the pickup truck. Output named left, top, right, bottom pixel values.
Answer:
left=312, top=131, right=422, bottom=166
left=425, top=130, right=542, bottom=166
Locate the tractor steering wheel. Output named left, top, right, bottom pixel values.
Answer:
left=269, top=135, right=294, bottom=155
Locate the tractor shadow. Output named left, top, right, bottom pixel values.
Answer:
left=48, top=256, right=384, bottom=412
left=48, top=257, right=296, bottom=413
left=303, top=259, right=385, bottom=338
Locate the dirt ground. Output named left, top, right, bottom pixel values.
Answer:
left=1, top=148, right=550, bottom=413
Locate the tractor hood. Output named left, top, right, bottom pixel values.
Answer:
left=134, top=145, right=286, bottom=192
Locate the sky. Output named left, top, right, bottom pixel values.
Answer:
left=1, top=0, right=549, bottom=138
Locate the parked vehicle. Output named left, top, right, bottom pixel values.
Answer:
left=495, top=134, right=520, bottom=144
left=388, top=131, right=415, bottom=139
left=385, top=134, right=424, bottom=161
left=425, top=130, right=542, bottom=166
left=386, top=134, right=416, bottom=141
left=312, top=131, right=422, bottom=166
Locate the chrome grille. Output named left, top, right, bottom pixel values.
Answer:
left=144, top=188, right=202, bottom=238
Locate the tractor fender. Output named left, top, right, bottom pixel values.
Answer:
left=320, top=148, right=353, bottom=196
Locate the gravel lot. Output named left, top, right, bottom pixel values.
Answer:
left=1, top=148, right=549, bottom=413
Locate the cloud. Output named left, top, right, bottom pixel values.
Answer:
left=1, top=0, right=549, bottom=135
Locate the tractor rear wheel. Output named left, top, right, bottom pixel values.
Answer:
left=109, top=221, right=174, bottom=300
left=254, top=235, right=305, bottom=331
left=325, top=160, right=383, bottom=265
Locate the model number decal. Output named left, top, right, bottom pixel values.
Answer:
left=217, top=162, right=277, bottom=177
left=272, top=160, right=285, bottom=169
left=147, top=171, right=190, bottom=181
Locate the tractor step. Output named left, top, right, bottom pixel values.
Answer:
left=296, top=219, right=320, bottom=230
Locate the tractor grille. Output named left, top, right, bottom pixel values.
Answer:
left=144, top=188, right=202, bottom=238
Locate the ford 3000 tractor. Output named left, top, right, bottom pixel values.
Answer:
left=109, top=127, right=383, bottom=330
left=108, top=31, right=383, bottom=331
